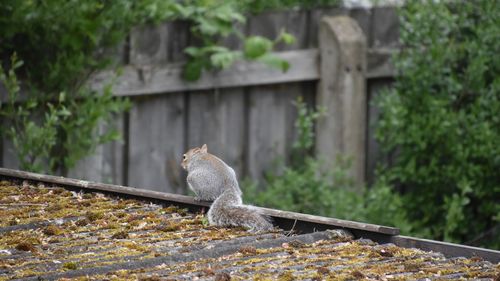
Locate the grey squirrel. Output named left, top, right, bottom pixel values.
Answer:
left=181, top=144, right=273, bottom=232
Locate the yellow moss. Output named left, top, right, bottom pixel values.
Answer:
left=75, top=218, right=90, bottom=226
left=86, top=211, right=104, bottom=221
left=15, top=241, right=37, bottom=252
left=82, top=193, right=93, bottom=199
left=253, top=274, right=276, bottom=281
left=111, top=231, right=129, bottom=239
left=120, top=241, right=149, bottom=252
left=43, top=225, right=63, bottom=236
left=277, top=271, right=295, bottom=281
left=15, top=268, right=43, bottom=278
left=0, top=180, right=12, bottom=186
left=158, top=222, right=181, bottom=232
left=63, top=262, right=78, bottom=270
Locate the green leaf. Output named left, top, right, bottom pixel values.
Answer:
left=59, top=92, right=66, bottom=103
left=184, top=47, right=201, bottom=57
left=278, top=30, right=295, bottom=45
left=183, top=60, right=203, bottom=81
left=257, top=54, right=290, bottom=72
left=244, top=36, right=273, bottom=59
left=210, top=51, right=240, bottom=69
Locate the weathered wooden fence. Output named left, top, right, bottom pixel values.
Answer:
left=1, top=6, right=399, bottom=193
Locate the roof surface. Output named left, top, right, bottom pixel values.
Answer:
left=0, top=179, right=499, bottom=280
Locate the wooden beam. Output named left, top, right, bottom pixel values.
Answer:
left=390, top=235, right=500, bottom=263
left=90, top=49, right=320, bottom=96
left=0, top=167, right=398, bottom=235
left=1, top=48, right=396, bottom=100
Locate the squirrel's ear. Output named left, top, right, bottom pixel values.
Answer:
left=201, top=144, right=208, bottom=153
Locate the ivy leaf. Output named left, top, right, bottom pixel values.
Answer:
left=279, top=30, right=296, bottom=45
left=183, top=60, right=203, bottom=81
left=258, top=54, right=290, bottom=72
left=197, top=18, right=219, bottom=36
left=184, top=47, right=201, bottom=57
left=210, top=51, right=241, bottom=69
left=244, top=36, right=273, bottom=59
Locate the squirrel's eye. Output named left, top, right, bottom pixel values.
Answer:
left=183, top=155, right=186, bottom=160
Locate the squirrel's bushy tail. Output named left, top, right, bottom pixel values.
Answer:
left=208, top=194, right=273, bottom=232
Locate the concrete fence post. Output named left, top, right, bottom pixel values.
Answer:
left=316, top=16, right=367, bottom=187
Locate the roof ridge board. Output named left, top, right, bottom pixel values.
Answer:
left=391, top=235, right=500, bottom=263
left=0, top=168, right=399, bottom=235
left=15, top=230, right=343, bottom=281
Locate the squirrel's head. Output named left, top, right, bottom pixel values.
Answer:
left=181, top=144, right=208, bottom=170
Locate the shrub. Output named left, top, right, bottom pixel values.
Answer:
left=376, top=0, right=500, bottom=248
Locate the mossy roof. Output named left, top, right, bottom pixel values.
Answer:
left=0, top=179, right=499, bottom=280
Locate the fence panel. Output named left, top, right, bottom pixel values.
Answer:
left=1, top=6, right=400, bottom=192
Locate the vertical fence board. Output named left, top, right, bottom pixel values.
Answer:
left=128, top=95, right=185, bottom=193
left=245, top=11, right=312, bottom=184
left=371, top=7, right=399, bottom=48
left=185, top=19, right=246, bottom=179
left=366, top=78, right=393, bottom=185
left=167, top=21, right=190, bottom=62
left=101, top=114, right=125, bottom=185
left=67, top=143, right=103, bottom=181
left=187, top=89, right=246, bottom=178
left=130, top=23, right=169, bottom=65
left=247, top=85, right=287, bottom=182
left=126, top=21, right=189, bottom=193
left=349, top=8, right=373, bottom=46
left=66, top=114, right=125, bottom=183
left=1, top=138, right=19, bottom=170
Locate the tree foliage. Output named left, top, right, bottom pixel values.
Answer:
left=0, top=0, right=294, bottom=175
left=376, top=0, right=500, bottom=248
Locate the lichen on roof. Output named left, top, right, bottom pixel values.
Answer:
left=0, top=179, right=499, bottom=280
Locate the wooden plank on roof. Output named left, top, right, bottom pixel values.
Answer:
left=0, top=167, right=398, bottom=235
left=391, top=235, right=500, bottom=263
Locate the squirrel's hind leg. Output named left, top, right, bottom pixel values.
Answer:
left=187, top=171, right=221, bottom=201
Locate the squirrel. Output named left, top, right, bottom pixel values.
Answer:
left=181, top=144, right=273, bottom=232
left=181, top=144, right=241, bottom=201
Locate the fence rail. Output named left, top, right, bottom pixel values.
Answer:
left=91, top=48, right=395, bottom=96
